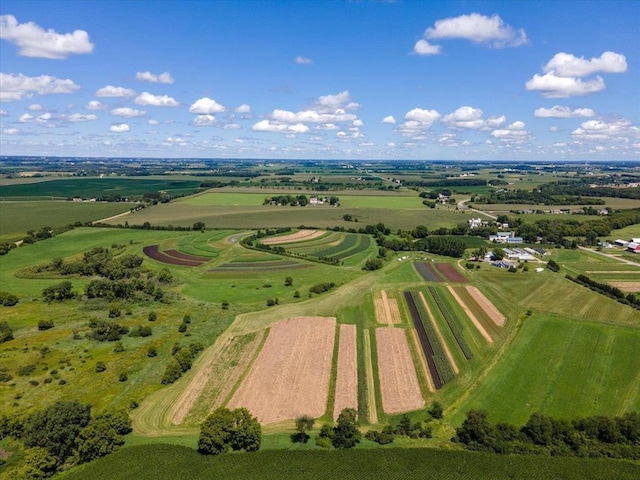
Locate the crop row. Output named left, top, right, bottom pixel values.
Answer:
left=414, top=262, right=443, bottom=282
left=143, top=245, right=205, bottom=267
left=428, top=287, right=473, bottom=360
left=313, top=233, right=359, bottom=258
left=331, top=235, right=372, bottom=261
left=404, top=291, right=455, bottom=388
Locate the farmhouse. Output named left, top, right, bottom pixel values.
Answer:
left=468, top=218, right=483, bottom=229
left=626, top=242, right=640, bottom=253
left=615, top=239, right=629, bottom=247
left=488, top=231, right=512, bottom=243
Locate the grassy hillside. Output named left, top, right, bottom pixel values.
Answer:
left=58, top=444, right=640, bottom=480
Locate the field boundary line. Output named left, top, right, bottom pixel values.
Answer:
left=363, top=329, right=378, bottom=424
left=419, top=291, right=459, bottom=374
left=447, top=286, right=493, bottom=344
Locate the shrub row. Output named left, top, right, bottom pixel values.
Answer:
left=566, top=274, right=640, bottom=310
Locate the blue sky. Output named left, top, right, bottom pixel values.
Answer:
left=1, top=0, right=638, bottom=160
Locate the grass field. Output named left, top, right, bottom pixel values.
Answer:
left=57, top=444, right=640, bottom=480
left=0, top=201, right=133, bottom=241
left=0, top=177, right=202, bottom=199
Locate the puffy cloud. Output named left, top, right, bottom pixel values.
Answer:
left=424, top=13, right=527, bottom=48
left=382, top=115, right=396, bottom=124
left=192, top=114, right=216, bottom=126
left=353, top=119, right=364, bottom=127
left=147, top=119, right=159, bottom=125
left=110, top=107, right=145, bottom=117
left=572, top=119, right=639, bottom=142
left=543, top=51, right=627, bottom=78
left=95, top=85, right=135, bottom=98
left=412, top=39, right=441, bottom=55
left=224, top=123, right=241, bottom=130
left=109, top=123, right=130, bottom=132
left=66, top=113, right=97, bottom=122
left=252, top=119, right=309, bottom=134
left=271, top=108, right=357, bottom=124
left=135, top=71, right=174, bottom=84
left=27, top=104, right=42, bottom=111
left=485, top=115, right=506, bottom=127
left=234, top=104, right=251, bottom=113
left=491, top=120, right=530, bottom=142
left=534, top=105, right=596, bottom=118
left=85, top=100, right=107, bottom=110
left=295, top=56, right=313, bottom=64
left=0, top=73, right=80, bottom=102
left=404, top=108, right=441, bottom=125
left=189, top=97, right=225, bottom=114
left=134, top=92, right=179, bottom=107
left=3, top=128, right=19, bottom=135
left=315, top=91, right=360, bottom=112
left=443, top=106, right=485, bottom=129
left=0, top=14, right=94, bottom=59
left=525, top=73, right=605, bottom=98
left=19, top=112, right=52, bottom=124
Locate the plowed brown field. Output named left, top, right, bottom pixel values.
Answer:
left=447, top=286, right=493, bottom=344
left=374, top=291, right=402, bottom=325
left=375, top=328, right=424, bottom=414
left=227, top=316, right=336, bottom=424
left=610, top=282, right=640, bottom=292
left=333, top=324, right=358, bottom=420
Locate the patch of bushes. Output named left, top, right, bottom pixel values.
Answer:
left=309, top=282, right=336, bottom=295
left=38, top=320, right=55, bottom=331
left=128, top=325, right=152, bottom=337
left=0, top=291, right=18, bottom=306
left=161, top=342, right=204, bottom=384
left=0, top=321, right=13, bottom=343
left=87, top=320, right=129, bottom=342
left=16, top=364, right=37, bottom=377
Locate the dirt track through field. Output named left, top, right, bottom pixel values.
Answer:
left=418, top=292, right=459, bottom=374
left=227, top=316, right=335, bottom=424
left=447, top=286, right=493, bottom=344
left=375, top=328, right=424, bottom=414
left=333, top=324, right=358, bottom=420
left=586, top=271, right=640, bottom=274
left=261, top=229, right=325, bottom=245
left=374, top=291, right=403, bottom=326
left=465, top=286, right=506, bottom=326
left=610, top=282, right=640, bottom=292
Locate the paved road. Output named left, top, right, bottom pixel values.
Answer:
left=578, top=246, right=640, bottom=268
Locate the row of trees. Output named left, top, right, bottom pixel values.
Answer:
left=566, top=274, right=640, bottom=309
left=455, top=410, right=640, bottom=459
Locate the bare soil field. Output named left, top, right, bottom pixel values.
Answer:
left=227, top=316, right=336, bottom=424
left=609, top=282, right=640, bottom=292
left=375, top=328, right=425, bottom=414
left=435, top=263, right=469, bottom=283
left=374, top=291, right=402, bottom=325
left=465, top=286, right=506, bottom=326
left=261, top=229, right=325, bottom=245
left=171, top=332, right=263, bottom=425
left=447, top=286, right=493, bottom=344
left=333, top=324, right=358, bottom=420
left=143, top=245, right=205, bottom=267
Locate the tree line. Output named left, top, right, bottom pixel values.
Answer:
left=455, top=410, right=640, bottom=460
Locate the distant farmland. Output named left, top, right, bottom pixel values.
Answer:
left=0, top=177, right=202, bottom=199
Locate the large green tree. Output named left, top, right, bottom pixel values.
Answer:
left=332, top=408, right=361, bottom=449
left=198, top=407, right=261, bottom=456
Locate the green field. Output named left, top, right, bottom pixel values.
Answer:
left=0, top=201, right=132, bottom=241
left=57, top=444, right=640, bottom=480
left=0, top=177, right=202, bottom=199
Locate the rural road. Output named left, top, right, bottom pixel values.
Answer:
left=93, top=210, right=131, bottom=224
left=458, top=200, right=497, bottom=220
left=578, top=246, right=640, bottom=268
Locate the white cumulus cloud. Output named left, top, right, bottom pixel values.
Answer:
left=66, top=113, right=97, bottom=122
left=404, top=108, right=441, bottom=125
left=382, top=115, right=396, bottom=124
left=543, top=51, right=627, bottom=78
left=27, top=104, right=42, bottom=111
left=3, top=128, right=19, bottom=135
left=295, top=56, right=313, bottom=64
left=135, top=71, right=174, bottom=84
left=234, top=104, right=251, bottom=113
left=189, top=97, right=225, bottom=114
left=134, top=92, right=179, bottom=107
left=424, top=13, right=527, bottom=48
left=443, top=106, right=485, bottom=128
left=95, top=85, right=136, bottom=98
left=534, top=106, right=596, bottom=118
left=525, top=73, right=605, bottom=98
left=85, top=100, right=107, bottom=110
left=0, top=73, right=80, bottom=102
left=252, top=119, right=309, bottom=134
left=412, top=39, right=441, bottom=56
left=0, top=14, right=94, bottom=59
left=109, top=123, right=130, bottom=132
left=193, top=114, right=216, bottom=126
left=110, top=107, right=145, bottom=117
